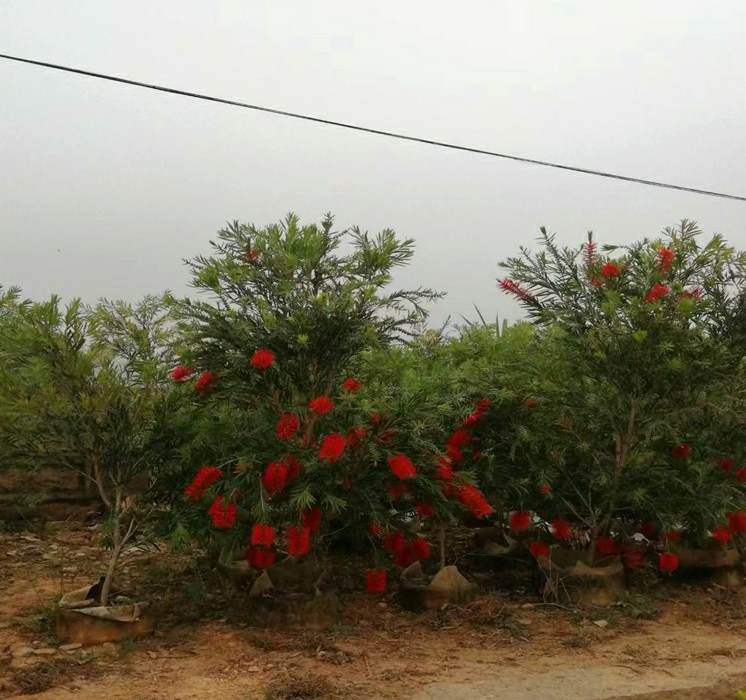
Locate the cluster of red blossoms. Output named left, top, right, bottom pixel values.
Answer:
left=184, top=465, right=223, bottom=500
left=380, top=530, right=431, bottom=568
left=207, top=496, right=236, bottom=529
left=498, top=279, right=534, bottom=302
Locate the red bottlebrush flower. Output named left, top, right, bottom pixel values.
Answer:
left=276, top=413, right=300, bottom=440
left=388, top=482, right=409, bottom=500
left=416, top=502, right=435, bottom=519
left=645, top=283, right=670, bottom=303
left=319, top=433, right=346, bottom=463
left=476, top=398, right=492, bottom=413
left=301, top=507, right=322, bottom=533
left=712, top=525, right=733, bottom=544
left=524, top=398, right=538, bottom=409
left=591, top=277, right=604, bottom=288
left=365, top=569, right=387, bottom=594
left=601, top=261, right=621, bottom=278
left=680, top=287, right=703, bottom=300
left=411, top=537, right=431, bottom=560
left=595, top=536, right=618, bottom=555
left=737, top=468, right=746, bottom=483
left=388, top=453, right=417, bottom=480
left=384, top=530, right=405, bottom=554
left=717, top=457, right=735, bottom=472
left=583, top=238, right=597, bottom=268
left=623, top=547, right=646, bottom=570
left=436, top=457, right=454, bottom=481
left=250, top=348, right=275, bottom=371
left=657, top=246, right=675, bottom=273
left=368, top=521, right=384, bottom=537
left=394, top=545, right=418, bottom=568
left=658, top=551, right=679, bottom=574
left=262, top=461, right=288, bottom=496
left=528, top=541, right=550, bottom=559
left=509, top=511, right=532, bottom=532
left=463, top=411, right=482, bottom=427
left=184, top=465, right=223, bottom=501
left=446, top=444, right=463, bottom=464
left=550, top=518, right=572, bottom=540
left=287, top=525, right=311, bottom=557
left=170, top=364, right=195, bottom=382
left=245, top=248, right=260, bottom=263
left=671, top=443, right=691, bottom=460
left=538, top=484, right=553, bottom=496
left=448, top=429, right=472, bottom=450
left=194, top=370, right=217, bottom=394
left=207, top=496, right=237, bottom=530
left=728, top=511, right=746, bottom=534
left=342, top=377, right=362, bottom=393
left=285, top=454, right=302, bottom=482
left=640, top=521, right=658, bottom=539
left=309, top=395, right=334, bottom=415
left=347, top=425, right=367, bottom=448
left=662, top=529, right=682, bottom=544
left=251, top=523, right=275, bottom=547
left=248, top=547, right=277, bottom=569
left=499, top=278, right=534, bottom=302
left=456, top=485, right=494, bottom=519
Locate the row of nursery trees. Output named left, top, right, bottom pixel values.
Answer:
left=2, top=215, right=746, bottom=600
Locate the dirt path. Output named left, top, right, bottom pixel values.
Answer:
left=3, top=524, right=746, bottom=699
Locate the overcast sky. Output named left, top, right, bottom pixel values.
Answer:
left=2, top=1, right=746, bottom=326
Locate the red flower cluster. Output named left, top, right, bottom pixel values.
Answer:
left=388, top=453, right=417, bottom=480
left=601, top=261, right=621, bottom=278
left=436, top=457, right=454, bottom=482
left=456, top=485, right=493, bottom=519
left=584, top=239, right=597, bottom=269
left=276, top=413, right=300, bottom=440
left=319, top=433, right=346, bottom=462
left=342, top=377, right=362, bottom=393
left=538, top=484, right=553, bottom=496
left=184, top=465, right=223, bottom=501
left=657, top=246, right=675, bottom=273
left=245, top=249, right=260, bottom=263
left=718, top=457, right=735, bottom=472
left=251, top=523, right=275, bottom=547
left=194, top=370, right=217, bottom=393
left=509, top=511, right=532, bottom=532
left=645, top=283, right=670, bottom=303
left=287, top=526, right=311, bottom=557
left=737, top=468, right=746, bottom=483
left=728, top=511, right=746, bottom=534
left=595, top=536, right=618, bottom=555
left=247, top=548, right=276, bottom=569
left=671, top=443, right=691, bottom=460
left=251, top=348, right=275, bottom=370
left=550, top=518, right=572, bottom=540
left=384, top=531, right=431, bottom=567
left=262, top=461, right=288, bottom=495
left=309, top=395, right=334, bottom=415
left=658, top=551, right=679, bottom=573
left=365, top=569, right=387, bottom=594
left=498, top=278, right=534, bottom=302
left=528, top=541, right=550, bottom=559
left=171, top=364, right=195, bottom=382
left=302, top=507, right=322, bottom=533
left=711, top=526, right=732, bottom=545
left=207, top=496, right=236, bottom=529
left=640, top=521, right=658, bottom=539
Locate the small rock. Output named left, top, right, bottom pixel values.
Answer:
left=12, top=646, right=34, bottom=658
left=60, top=643, right=82, bottom=652
left=592, top=619, right=609, bottom=628
left=32, top=648, right=57, bottom=656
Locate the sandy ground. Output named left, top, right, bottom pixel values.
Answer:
left=3, top=522, right=746, bottom=699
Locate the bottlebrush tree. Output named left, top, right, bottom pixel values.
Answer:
left=164, top=213, right=496, bottom=585
left=496, top=220, right=746, bottom=560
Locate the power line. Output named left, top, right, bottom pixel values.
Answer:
left=1, top=51, right=745, bottom=203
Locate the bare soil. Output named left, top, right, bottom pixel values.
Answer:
left=3, top=521, right=746, bottom=699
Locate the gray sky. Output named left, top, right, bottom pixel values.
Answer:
left=2, top=1, right=746, bottom=326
